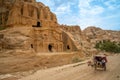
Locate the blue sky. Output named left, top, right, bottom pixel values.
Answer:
left=36, top=0, right=120, bottom=30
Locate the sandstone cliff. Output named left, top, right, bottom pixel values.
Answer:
left=0, top=0, right=86, bottom=54
left=0, top=0, right=119, bottom=55
left=83, top=26, right=120, bottom=48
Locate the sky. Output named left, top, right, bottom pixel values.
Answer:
left=36, top=0, right=120, bottom=30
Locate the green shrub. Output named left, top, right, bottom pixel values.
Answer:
left=95, top=40, right=120, bottom=53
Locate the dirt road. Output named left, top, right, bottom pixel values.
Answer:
left=19, top=54, right=120, bottom=80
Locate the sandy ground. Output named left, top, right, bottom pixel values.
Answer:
left=0, top=52, right=84, bottom=74
left=0, top=51, right=85, bottom=80
left=19, top=54, right=120, bottom=80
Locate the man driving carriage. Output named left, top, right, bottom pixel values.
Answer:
left=93, top=54, right=107, bottom=70
left=88, top=54, right=107, bottom=71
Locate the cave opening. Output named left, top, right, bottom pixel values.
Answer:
left=67, top=45, right=70, bottom=50
left=48, top=44, right=53, bottom=52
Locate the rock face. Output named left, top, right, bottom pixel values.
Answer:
left=83, top=26, right=120, bottom=47
left=0, top=0, right=85, bottom=53
left=60, top=25, right=92, bottom=55
left=0, top=0, right=57, bottom=27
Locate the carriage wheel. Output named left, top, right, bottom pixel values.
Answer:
left=94, top=64, right=97, bottom=70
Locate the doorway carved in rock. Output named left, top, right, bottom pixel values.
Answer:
left=48, top=44, right=53, bottom=52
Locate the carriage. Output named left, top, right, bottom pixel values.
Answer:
left=93, top=55, right=107, bottom=71
left=88, top=54, right=107, bottom=71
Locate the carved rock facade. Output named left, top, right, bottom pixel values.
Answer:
left=0, top=0, right=57, bottom=27
left=0, top=0, right=82, bottom=53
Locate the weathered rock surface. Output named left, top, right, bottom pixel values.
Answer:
left=0, top=0, right=119, bottom=55
left=60, top=25, right=93, bottom=55
left=83, top=26, right=120, bottom=47
left=0, top=0, right=57, bottom=27
left=0, top=0, right=86, bottom=53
